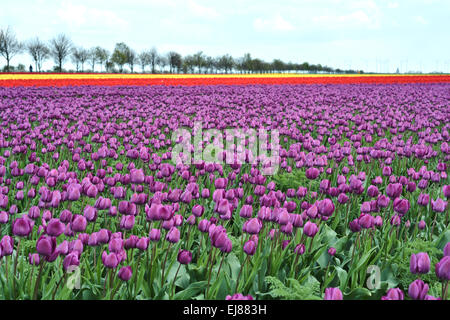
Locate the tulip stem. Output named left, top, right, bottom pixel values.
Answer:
left=33, top=260, right=45, bottom=300
left=350, top=233, right=359, bottom=265
left=198, top=233, right=203, bottom=258
left=93, top=247, right=96, bottom=268
left=160, top=243, right=172, bottom=286
left=170, top=264, right=181, bottom=299
left=445, top=208, right=448, bottom=227
left=344, top=203, right=351, bottom=229
left=5, top=256, right=8, bottom=289
left=234, top=255, right=248, bottom=293
left=103, top=271, right=108, bottom=298
left=206, top=249, right=218, bottom=298
left=52, top=273, right=66, bottom=300
left=110, top=280, right=122, bottom=300
left=321, top=261, right=331, bottom=292
left=210, top=253, right=226, bottom=298
left=308, top=236, right=314, bottom=252
left=109, top=268, right=115, bottom=297
left=185, top=225, right=193, bottom=250
left=429, top=213, right=438, bottom=241
left=442, top=280, right=449, bottom=300
left=412, top=207, right=422, bottom=239
left=134, top=253, right=142, bottom=296
left=205, top=247, right=214, bottom=276
left=29, top=265, right=34, bottom=297
left=149, top=243, right=157, bottom=295
left=290, top=253, right=300, bottom=279
left=13, top=238, right=21, bottom=298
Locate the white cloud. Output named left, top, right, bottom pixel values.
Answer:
left=313, top=10, right=377, bottom=29
left=253, top=14, right=295, bottom=32
left=348, top=0, right=378, bottom=11
left=56, top=1, right=128, bottom=30
left=312, top=0, right=381, bottom=30
left=387, top=2, right=399, bottom=9
left=187, top=0, right=220, bottom=20
left=413, top=15, right=428, bottom=25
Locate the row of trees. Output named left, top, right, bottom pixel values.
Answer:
left=0, top=27, right=361, bottom=74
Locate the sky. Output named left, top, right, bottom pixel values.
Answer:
left=1, top=0, right=449, bottom=73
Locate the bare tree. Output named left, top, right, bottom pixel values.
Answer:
left=94, top=46, right=109, bottom=72
left=193, top=51, right=205, bottom=73
left=183, top=55, right=196, bottom=73
left=167, top=51, right=182, bottom=73
left=71, top=48, right=82, bottom=72
left=71, top=47, right=89, bottom=72
left=0, top=26, right=24, bottom=71
left=218, top=54, right=234, bottom=74
left=49, top=34, right=73, bottom=72
left=88, top=47, right=97, bottom=72
left=138, top=51, right=151, bottom=73
left=156, top=55, right=168, bottom=73
left=204, top=56, right=215, bottom=73
left=127, top=49, right=138, bottom=73
left=26, top=37, right=49, bottom=72
left=78, top=48, right=89, bottom=72
left=149, top=47, right=158, bottom=73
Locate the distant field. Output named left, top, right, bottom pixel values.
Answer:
left=1, top=73, right=450, bottom=86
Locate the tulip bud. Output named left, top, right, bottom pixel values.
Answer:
left=136, top=237, right=149, bottom=251
left=381, top=288, right=404, bottom=300
left=1, top=235, right=14, bottom=256
left=435, top=256, right=450, bottom=280
left=147, top=228, right=160, bottom=242
left=36, top=235, right=57, bottom=257
left=192, top=204, right=204, bottom=217
left=349, top=219, right=361, bottom=232
left=444, top=242, right=450, bottom=257
left=71, top=215, right=87, bottom=233
left=12, top=217, right=33, bottom=237
left=294, top=243, right=305, bottom=255
left=408, top=279, right=429, bottom=300
left=63, top=252, right=80, bottom=271
left=118, top=266, right=133, bottom=281
left=166, top=227, right=180, bottom=243
left=317, top=198, right=335, bottom=217
left=410, top=252, right=430, bottom=274
left=324, top=287, right=343, bottom=300
left=29, top=253, right=40, bottom=266
left=46, top=218, right=65, bottom=237
left=431, top=198, right=447, bottom=213
left=328, top=247, right=336, bottom=256
left=243, top=240, right=256, bottom=256
left=418, top=220, right=426, bottom=230
left=303, top=221, right=318, bottom=238
left=102, top=251, right=119, bottom=269
left=177, top=250, right=192, bottom=264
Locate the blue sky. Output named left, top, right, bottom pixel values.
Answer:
left=1, top=0, right=449, bottom=72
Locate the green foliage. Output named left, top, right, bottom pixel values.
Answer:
left=387, top=238, right=443, bottom=296
left=265, top=275, right=322, bottom=300
left=270, top=170, right=318, bottom=192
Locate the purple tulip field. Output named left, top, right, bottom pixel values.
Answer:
left=0, top=83, right=449, bottom=300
